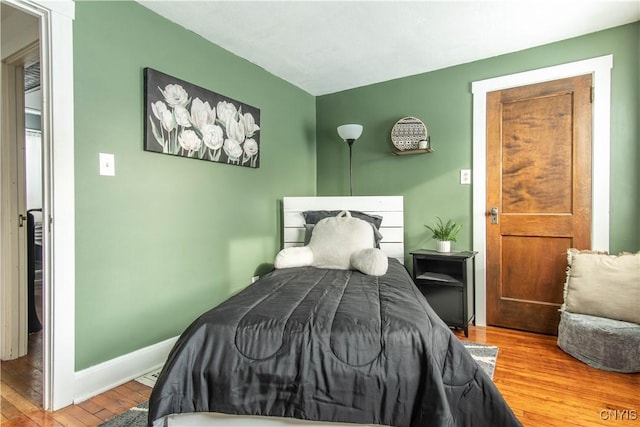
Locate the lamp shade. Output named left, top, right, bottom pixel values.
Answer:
left=337, top=124, right=363, bottom=141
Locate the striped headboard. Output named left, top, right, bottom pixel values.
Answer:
left=282, top=196, right=404, bottom=263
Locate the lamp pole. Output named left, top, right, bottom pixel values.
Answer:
left=346, top=139, right=354, bottom=196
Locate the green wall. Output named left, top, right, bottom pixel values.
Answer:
left=73, top=3, right=638, bottom=371
left=73, top=2, right=316, bottom=370
left=316, top=22, right=640, bottom=260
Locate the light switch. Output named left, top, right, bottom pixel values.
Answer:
left=460, top=169, right=471, bottom=184
left=99, top=153, right=115, bottom=176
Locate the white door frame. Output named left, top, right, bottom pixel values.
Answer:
left=471, top=55, right=612, bottom=326
left=1, top=0, right=76, bottom=411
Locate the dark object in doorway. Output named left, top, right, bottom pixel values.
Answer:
left=27, top=209, right=42, bottom=333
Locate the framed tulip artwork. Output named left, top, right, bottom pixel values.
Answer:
left=144, top=67, right=261, bottom=168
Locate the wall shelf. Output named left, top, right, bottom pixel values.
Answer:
left=391, top=148, right=433, bottom=156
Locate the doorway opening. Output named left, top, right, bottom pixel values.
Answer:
left=1, top=1, right=44, bottom=409
left=1, top=0, right=76, bottom=411
left=2, top=0, right=77, bottom=411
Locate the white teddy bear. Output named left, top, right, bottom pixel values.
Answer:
left=274, top=210, right=388, bottom=276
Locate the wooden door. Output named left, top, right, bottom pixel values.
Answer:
left=1, top=59, right=28, bottom=359
left=486, top=75, right=592, bottom=335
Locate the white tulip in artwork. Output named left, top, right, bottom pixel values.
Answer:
left=242, top=112, right=260, bottom=137
left=226, top=119, right=246, bottom=144
left=216, top=100, right=237, bottom=126
left=244, top=138, right=258, bottom=157
left=223, top=138, right=243, bottom=162
left=178, top=129, right=202, bottom=152
left=191, top=98, right=216, bottom=130
left=202, top=124, right=224, bottom=150
left=174, top=106, right=192, bottom=127
left=159, top=84, right=189, bottom=107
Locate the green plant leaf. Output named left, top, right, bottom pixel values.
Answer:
left=424, top=216, right=462, bottom=242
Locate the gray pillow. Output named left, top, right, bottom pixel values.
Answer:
left=303, top=210, right=383, bottom=247
left=303, top=210, right=383, bottom=229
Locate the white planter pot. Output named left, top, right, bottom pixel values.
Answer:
left=436, top=240, right=451, bottom=253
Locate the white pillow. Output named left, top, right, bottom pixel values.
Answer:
left=274, top=246, right=313, bottom=269
left=308, top=210, right=374, bottom=270
left=563, top=249, right=640, bottom=324
left=351, top=248, right=388, bottom=276
left=273, top=210, right=389, bottom=276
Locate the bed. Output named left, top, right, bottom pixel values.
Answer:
left=148, top=196, right=520, bottom=427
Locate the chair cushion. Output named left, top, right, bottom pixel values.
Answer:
left=563, top=249, right=640, bottom=324
left=558, top=311, right=640, bottom=373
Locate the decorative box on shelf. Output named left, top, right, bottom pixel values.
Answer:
left=390, top=116, right=432, bottom=155
left=410, top=249, right=477, bottom=337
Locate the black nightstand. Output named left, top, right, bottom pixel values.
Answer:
left=410, top=249, right=477, bottom=337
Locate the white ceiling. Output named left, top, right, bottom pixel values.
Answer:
left=139, top=1, right=639, bottom=95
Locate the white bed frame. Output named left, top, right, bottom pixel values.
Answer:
left=154, top=196, right=403, bottom=427
left=282, top=196, right=405, bottom=263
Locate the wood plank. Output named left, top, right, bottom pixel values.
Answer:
left=75, top=398, right=104, bottom=416
left=120, top=380, right=153, bottom=401
left=283, top=196, right=403, bottom=213
left=1, top=416, right=41, bottom=427
left=93, top=407, right=118, bottom=422
left=1, top=380, right=42, bottom=418
left=283, top=211, right=404, bottom=228
left=60, top=404, right=104, bottom=426
left=0, top=396, right=25, bottom=422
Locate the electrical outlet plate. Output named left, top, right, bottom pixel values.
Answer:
left=460, top=169, right=471, bottom=184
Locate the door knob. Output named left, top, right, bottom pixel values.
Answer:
left=490, top=207, right=499, bottom=224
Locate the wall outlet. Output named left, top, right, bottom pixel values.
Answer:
left=99, top=153, right=115, bottom=176
left=460, top=169, right=471, bottom=184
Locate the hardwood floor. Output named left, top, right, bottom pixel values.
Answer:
left=2, top=325, right=638, bottom=426
left=456, top=327, right=640, bottom=427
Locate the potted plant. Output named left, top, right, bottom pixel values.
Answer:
left=424, top=217, right=462, bottom=253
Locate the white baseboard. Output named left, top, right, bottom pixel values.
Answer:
left=73, top=336, right=178, bottom=404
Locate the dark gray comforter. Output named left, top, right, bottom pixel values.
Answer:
left=148, top=259, right=521, bottom=426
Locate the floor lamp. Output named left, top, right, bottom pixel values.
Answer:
left=337, top=124, right=363, bottom=196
